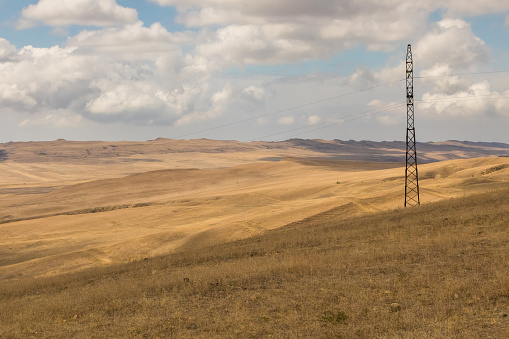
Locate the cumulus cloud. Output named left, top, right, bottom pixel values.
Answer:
left=18, top=0, right=138, bottom=28
left=0, top=45, right=99, bottom=114
left=0, top=84, right=37, bottom=109
left=408, top=19, right=506, bottom=118
left=3, top=0, right=508, bottom=138
left=346, top=61, right=404, bottom=89
left=241, top=86, right=265, bottom=102
left=435, top=0, right=509, bottom=16
left=0, top=31, right=229, bottom=127
left=175, top=85, right=233, bottom=125
left=66, top=21, right=192, bottom=61
left=0, top=39, right=17, bottom=62
left=146, top=0, right=509, bottom=71
left=415, top=19, right=489, bottom=70
left=346, top=67, right=377, bottom=88
left=86, top=82, right=167, bottom=116
left=419, top=64, right=472, bottom=95
left=419, top=81, right=503, bottom=117
left=346, top=18, right=491, bottom=95
left=149, top=0, right=431, bottom=66
left=196, top=24, right=322, bottom=66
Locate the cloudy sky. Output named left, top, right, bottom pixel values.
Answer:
left=0, top=0, right=508, bottom=143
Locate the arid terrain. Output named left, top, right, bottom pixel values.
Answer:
left=1, top=138, right=509, bottom=337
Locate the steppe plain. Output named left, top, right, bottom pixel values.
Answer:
left=1, top=138, right=509, bottom=338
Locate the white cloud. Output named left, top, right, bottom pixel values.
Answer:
left=0, top=31, right=230, bottom=127
left=495, top=90, right=509, bottom=115
left=85, top=82, right=166, bottom=116
left=419, top=81, right=502, bottom=117
left=241, top=86, right=265, bottom=102
left=415, top=19, right=489, bottom=70
left=307, top=115, right=321, bottom=125
left=347, top=61, right=405, bottom=89
left=66, top=21, right=191, bottom=61
left=419, top=64, right=472, bottom=95
left=346, top=18, right=491, bottom=94
left=368, top=99, right=384, bottom=107
left=0, top=45, right=97, bottom=112
left=436, top=0, right=509, bottom=16
left=408, top=19, right=506, bottom=119
left=146, top=1, right=496, bottom=74
left=278, top=116, right=294, bottom=125
left=20, top=113, right=82, bottom=127
left=376, top=115, right=401, bottom=126
left=0, top=39, right=17, bottom=62
left=3, top=0, right=508, bottom=142
left=346, top=67, right=376, bottom=89
left=196, top=24, right=320, bottom=66
left=175, top=85, right=233, bottom=125
left=18, top=0, right=138, bottom=28
left=0, top=84, right=37, bottom=109
left=150, top=0, right=432, bottom=66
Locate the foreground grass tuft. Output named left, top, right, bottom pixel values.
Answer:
left=1, top=187, right=509, bottom=338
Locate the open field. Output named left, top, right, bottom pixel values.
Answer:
left=1, top=138, right=509, bottom=337
left=1, top=181, right=508, bottom=338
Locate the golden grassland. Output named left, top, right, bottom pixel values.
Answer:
left=3, top=156, right=509, bottom=281
left=1, top=139, right=509, bottom=337
left=1, top=186, right=508, bottom=338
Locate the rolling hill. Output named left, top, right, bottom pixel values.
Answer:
left=1, top=138, right=509, bottom=337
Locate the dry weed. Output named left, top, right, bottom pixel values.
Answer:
left=1, top=187, right=509, bottom=338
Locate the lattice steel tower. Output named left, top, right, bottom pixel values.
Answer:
left=404, top=44, right=420, bottom=207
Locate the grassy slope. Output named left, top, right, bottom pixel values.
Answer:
left=3, top=157, right=509, bottom=281
left=1, top=187, right=508, bottom=338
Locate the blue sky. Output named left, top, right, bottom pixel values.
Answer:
left=0, top=0, right=508, bottom=143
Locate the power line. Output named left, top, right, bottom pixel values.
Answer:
left=251, top=102, right=405, bottom=141
left=172, top=68, right=509, bottom=140
left=415, top=69, right=509, bottom=79
left=250, top=93, right=509, bottom=141
left=286, top=104, right=406, bottom=139
left=175, top=79, right=405, bottom=139
left=416, top=94, right=509, bottom=105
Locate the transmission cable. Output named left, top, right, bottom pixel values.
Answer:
left=251, top=101, right=405, bottom=141
left=284, top=103, right=406, bottom=139
left=175, top=78, right=405, bottom=139
left=415, top=69, right=509, bottom=79
left=251, top=93, right=509, bottom=141
left=173, top=68, right=509, bottom=140
left=415, top=94, right=509, bottom=105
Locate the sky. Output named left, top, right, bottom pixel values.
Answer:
left=0, top=0, right=509, bottom=143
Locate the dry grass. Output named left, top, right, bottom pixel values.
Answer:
left=1, top=186, right=508, bottom=338
left=4, top=156, right=509, bottom=281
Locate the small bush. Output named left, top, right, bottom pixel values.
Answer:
left=319, top=310, right=348, bottom=325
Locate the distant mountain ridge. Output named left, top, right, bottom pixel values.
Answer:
left=2, top=138, right=509, bottom=163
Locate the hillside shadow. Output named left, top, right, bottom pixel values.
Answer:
left=0, top=150, right=7, bottom=162
left=288, top=157, right=404, bottom=171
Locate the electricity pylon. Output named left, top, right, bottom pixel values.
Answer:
left=404, top=44, right=420, bottom=207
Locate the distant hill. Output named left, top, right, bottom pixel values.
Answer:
left=2, top=138, right=509, bottom=163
